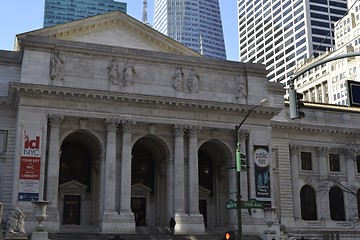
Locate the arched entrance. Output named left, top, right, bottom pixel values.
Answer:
left=199, top=139, right=231, bottom=228
left=58, top=130, right=101, bottom=226
left=131, top=135, right=169, bottom=227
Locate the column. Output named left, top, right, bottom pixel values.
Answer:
left=173, top=124, right=185, bottom=214
left=120, top=120, right=134, bottom=214
left=103, top=119, right=118, bottom=213
left=188, top=125, right=201, bottom=215
left=316, top=147, right=330, bottom=220
left=345, top=148, right=356, bottom=221
left=46, top=114, right=63, bottom=230
left=289, top=145, right=301, bottom=220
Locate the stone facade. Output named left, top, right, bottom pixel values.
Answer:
left=0, top=11, right=359, bottom=240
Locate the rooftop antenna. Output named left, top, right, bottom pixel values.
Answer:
left=142, top=0, right=149, bottom=25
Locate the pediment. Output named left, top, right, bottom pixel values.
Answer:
left=199, top=186, right=212, bottom=199
left=16, top=11, right=201, bottom=56
left=131, top=183, right=152, bottom=195
left=59, top=180, right=88, bottom=190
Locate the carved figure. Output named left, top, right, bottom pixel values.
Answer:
left=107, top=58, right=120, bottom=85
left=50, top=52, right=65, bottom=80
left=173, top=66, right=184, bottom=91
left=188, top=68, right=199, bottom=93
left=236, top=75, right=248, bottom=99
left=6, top=207, right=26, bottom=234
left=123, top=60, right=135, bottom=86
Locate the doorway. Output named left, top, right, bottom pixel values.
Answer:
left=63, top=195, right=81, bottom=225
left=199, top=199, right=207, bottom=227
left=131, top=197, right=146, bottom=226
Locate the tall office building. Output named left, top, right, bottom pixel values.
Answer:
left=237, top=0, right=348, bottom=87
left=44, top=0, right=127, bottom=28
left=154, top=0, right=227, bottom=60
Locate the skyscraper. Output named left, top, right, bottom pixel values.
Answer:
left=44, top=0, right=127, bottom=28
left=237, top=0, right=348, bottom=87
left=154, top=0, right=227, bottom=60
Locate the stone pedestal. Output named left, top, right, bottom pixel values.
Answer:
left=30, top=231, right=48, bottom=240
left=100, top=212, right=135, bottom=233
left=174, top=213, right=205, bottom=234
left=4, top=233, right=28, bottom=240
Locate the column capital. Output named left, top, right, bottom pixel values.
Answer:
left=121, top=119, right=135, bottom=133
left=48, top=114, right=64, bottom=127
left=105, top=118, right=119, bottom=131
left=315, top=147, right=328, bottom=157
left=289, top=145, right=300, bottom=155
left=238, top=129, right=249, bottom=140
left=173, top=124, right=186, bottom=137
left=188, top=125, right=201, bottom=137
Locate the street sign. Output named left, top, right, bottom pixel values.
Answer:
left=226, top=199, right=237, bottom=209
left=226, top=199, right=264, bottom=209
left=241, top=199, right=264, bottom=209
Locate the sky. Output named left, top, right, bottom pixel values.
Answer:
left=0, top=0, right=239, bottom=61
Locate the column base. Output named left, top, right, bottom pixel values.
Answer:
left=174, top=213, right=205, bottom=234
left=43, top=208, right=60, bottom=231
left=100, top=211, right=135, bottom=233
left=31, top=231, right=49, bottom=240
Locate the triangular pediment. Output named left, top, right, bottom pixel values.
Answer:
left=131, top=183, right=152, bottom=195
left=59, top=180, right=88, bottom=190
left=16, top=11, right=201, bottom=56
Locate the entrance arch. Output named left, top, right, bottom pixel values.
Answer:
left=199, top=139, right=232, bottom=228
left=58, top=130, right=101, bottom=226
left=131, top=135, right=170, bottom=227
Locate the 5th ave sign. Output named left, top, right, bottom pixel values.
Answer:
left=226, top=199, right=264, bottom=209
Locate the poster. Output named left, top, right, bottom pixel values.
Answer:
left=18, top=130, right=41, bottom=201
left=254, top=145, right=271, bottom=199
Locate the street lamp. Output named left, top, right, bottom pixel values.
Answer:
left=235, top=98, right=268, bottom=240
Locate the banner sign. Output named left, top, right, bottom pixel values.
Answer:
left=254, top=145, right=271, bottom=199
left=18, top=130, right=41, bottom=201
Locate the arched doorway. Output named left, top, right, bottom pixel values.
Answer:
left=198, top=139, right=231, bottom=228
left=58, top=130, right=101, bottom=226
left=131, top=135, right=169, bottom=227
left=300, top=185, right=317, bottom=220
left=329, top=186, right=345, bottom=221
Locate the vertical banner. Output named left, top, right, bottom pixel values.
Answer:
left=254, top=145, right=271, bottom=199
left=18, top=130, right=41, bottom=201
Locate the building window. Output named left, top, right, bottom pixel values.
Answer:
left=300, top=185, right=317, bottom=220
left=301, top=152, right=312, bottom=170
left=329, top=186, right=345, bottom=221
left=0, top=130, right=7, bottom=153
left=329, top=154, right=340, bottom=172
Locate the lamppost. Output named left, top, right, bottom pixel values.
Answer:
left=235, top=99, right=268, bottom=240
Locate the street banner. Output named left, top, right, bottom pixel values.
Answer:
left=18, top=130, right=41, bottom=201
left=254, top=145, right=271, bottom=199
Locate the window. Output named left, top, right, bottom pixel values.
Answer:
left=300, top=185, right=317, bottom=220
left=301, top=152, right=312, bottom=170
left=329, top=154, right=340, bottom=172
left=0, top=130, right=7, bottom=153
left=329, top=186, right=345, bottom=221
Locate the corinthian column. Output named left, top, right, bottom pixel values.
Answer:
left=104, top=118, right=118, bottom=213
left=316, top=147, right=330, bottom=220
left=120, top=120, right=134, bottom=214
left=173, top=124, right=186, bottom=214
left=289, top=145, right=301, bottom=220
left=188, top=125, right=201, bottom=215
left=46, top=115, right=63, bottom=208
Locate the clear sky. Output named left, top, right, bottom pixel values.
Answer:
left=0, top=0, right=239, bottom=61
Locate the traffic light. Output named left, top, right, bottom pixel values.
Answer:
left=236, top=143, right=247, bottom=172
left=289, top=86, right=305, bottom=119
left=224, top=231, right=234, bottom=240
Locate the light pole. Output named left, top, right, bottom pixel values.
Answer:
left=235, top=99, right=268, bottom=240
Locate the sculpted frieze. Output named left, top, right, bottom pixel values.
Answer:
left=173, top=66, right=184, bottom=91
left=107, top=58, right=121, bottom=85
left=188, top=68, right=199, bottom=93
left=50, top=52, right=65, bottom=80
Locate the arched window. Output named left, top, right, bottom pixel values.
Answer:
left=300, top=185, right=317, bottom=220
left=329, top=186, right=345, bottom=221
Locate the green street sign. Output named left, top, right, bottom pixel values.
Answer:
left=241, top=199, right=264, bottom=209
left=226, top=199, right=237, bottom=209
left=226, top=199, right=264, bottom=209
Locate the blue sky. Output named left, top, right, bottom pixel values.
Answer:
left=0, top=0, right=239, bottom=61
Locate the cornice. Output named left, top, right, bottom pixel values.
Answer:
left=9, top=82, right=281, bottom=117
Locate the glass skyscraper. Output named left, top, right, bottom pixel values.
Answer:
left=44, top=0, right=127, bottom=28
left=154, top=0, right=227, bottom=60
left=238, top=0, right=348, bottom=86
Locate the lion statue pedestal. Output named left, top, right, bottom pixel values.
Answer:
left=5, top=207, right=27, bottom=240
